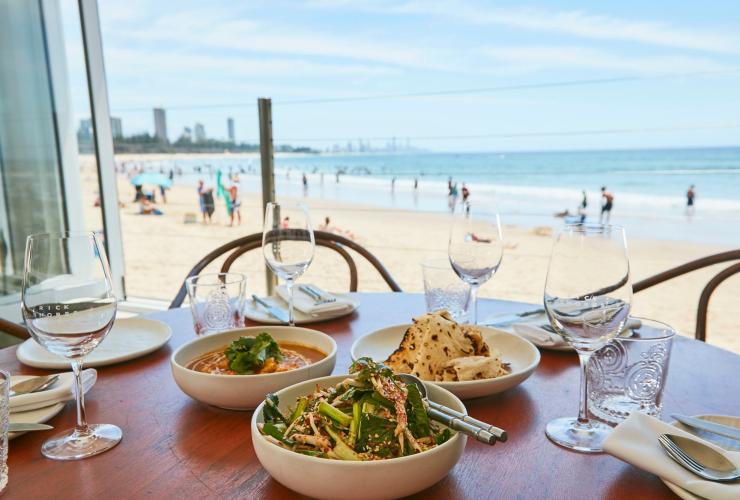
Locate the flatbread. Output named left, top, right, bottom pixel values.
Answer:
left=385, top=310, right=504, bottom=381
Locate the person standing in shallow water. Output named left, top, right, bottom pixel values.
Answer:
left=686, top=185, right=696, bottom=217
left=599, top=186, right=614, bottom=224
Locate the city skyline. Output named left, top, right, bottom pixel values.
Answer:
left=93, top=1, right=740, bottom=152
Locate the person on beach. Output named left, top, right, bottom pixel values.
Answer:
left=448, top=182, right=459, bottom=212
left=159, top=184, right=168, bottom=204
left=302, top=173, right=308, bottom=195
left=281, top=216, right=290, bottom=229
left=461, top=183, right=470, bottom=214
left=686, top=185, right=696, bottom=216
left=414, top=177, right=418, bottom=190
left=391, top=177, right=396, bottom=192
left=578, top=190, right=588, bottom=223
left=227, top=183, right=241, bottom=226
left=599, top=186, right=614, bottom=224
left=197, top=180, right=207, bottom=223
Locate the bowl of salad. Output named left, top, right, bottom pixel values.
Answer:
left=171, top=326, right=336, bottom=410
left=251, top=358, right=467, bottom=499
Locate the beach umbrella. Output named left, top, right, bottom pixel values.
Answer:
left=131, top=172, right=172, bottom=188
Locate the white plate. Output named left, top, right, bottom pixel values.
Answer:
left=663, top=415, right=740, bottom=500
left=244, top=293, right=359, bottom=325
left=488, top=313, right=573, bottom=352
left=9, top=402, right=66, bottom=440
left=351, top=324, right=540, bottom=399
left=17, top=317, right=172, bottom=369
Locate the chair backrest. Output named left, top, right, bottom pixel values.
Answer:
left=169, top=230, right=402, bottom=309
left=632, top=249, right=740, bottom=342
left=0, top=317, right=30, bottom=340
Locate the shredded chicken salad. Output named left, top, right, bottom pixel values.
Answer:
left=258, top=358, right=454, bottom=460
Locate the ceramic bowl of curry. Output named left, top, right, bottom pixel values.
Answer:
left=171, top=326, right=337, bottom=410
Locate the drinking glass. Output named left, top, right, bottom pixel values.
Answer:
left=448, top=210, right=503, bottom=324
left=262, top=202, right=315, bottom=325
left=21, top=231, right=121, bottom=460
left=421, top=258, right=470, bottom=322
left=544, top=224, right=631, bottom=453
left=588, top=317, right=674, bottom=425
left=186, top=272, right=246, bottom=335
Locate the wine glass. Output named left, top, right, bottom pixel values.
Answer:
left=262, top=202, right=315, bottom=325
left=448, top=209, right=504, bottom=324
left=21, top=231, right=121, bottom=460
left=543, top=224, right=632, bottom=453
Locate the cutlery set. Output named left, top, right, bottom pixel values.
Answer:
left=7, top=374, right=62, bottom=434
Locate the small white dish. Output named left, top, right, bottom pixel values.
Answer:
left=9, top=402, right=65, bottom=440
left=663, top=415, right=740, bottom=499
left=171, top=326, right=337, bottom=410
left=17, top=317, right=172, bottom=369
left=251, top=374, right=467, bottom=499
left=351, top=324, right=540, bottom=399
left=244, top=293, right=359, bottom=325
left=10, top=370, right=97, bottom=413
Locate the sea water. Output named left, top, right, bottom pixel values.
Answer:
left=128, top=147, right=740, bottom=246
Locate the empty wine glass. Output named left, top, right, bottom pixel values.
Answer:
left=448, top=210, right=504, bottom=324
left=262, top=202, right=315, bottom=325
left=21, top=231, right=121, bottom=460
left=544, top=224, right=632, bottom=453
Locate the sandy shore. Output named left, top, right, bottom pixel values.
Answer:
left=89, top=164, right=740, bottom=355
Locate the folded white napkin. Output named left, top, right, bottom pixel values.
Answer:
left=512, top=318, right=642, bottom=348
left=275, top=284, right=353, bottom=315
left=604, top=412, right=740, bottom=500
left=512, top=323, right=570, bottom=348
left=9, top=369, right=98, bottom=413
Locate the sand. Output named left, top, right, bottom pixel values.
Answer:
left=81, top=155, right=740, bottom=354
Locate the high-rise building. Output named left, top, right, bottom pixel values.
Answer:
left=180, top=126, right=192, bottom=142
left=153, top=107, right=167, bottom=143
left=227, top=117, right=235, bottom=143
left=110, top=117, right=123, bottom=139
left=194, top=123, right=206, bottom=143
left=77, top=119, right=92, bottom=142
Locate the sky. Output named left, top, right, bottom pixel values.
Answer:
left=76, top=0, right=740, bottom=151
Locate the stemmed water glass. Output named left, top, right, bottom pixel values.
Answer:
left=543, top=224, right=632, bottom=453
left=448, top=209, right=504, bottom=324
left=262, top=202, right=315, bottom=325
left=21, top=231, right=121, bottom=460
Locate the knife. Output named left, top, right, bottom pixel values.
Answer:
left=671, top=414, right=740, bottom=441
left=484, top=308, right=545, bottom=327
left=251, top=295, right=288, bottom=324
left=8, top=423, right=54, bottom=432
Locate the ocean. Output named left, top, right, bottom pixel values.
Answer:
left=135, top=147, right=740, bottom=246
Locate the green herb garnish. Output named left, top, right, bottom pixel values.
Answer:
left=225, top=333, right=282, bottom=374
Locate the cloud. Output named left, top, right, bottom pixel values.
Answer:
left=311, top=0, right=740, bottom=54
left=480, top=45, right=735, bottom=75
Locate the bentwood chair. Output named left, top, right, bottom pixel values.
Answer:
left=632, top=249, right=740, bottom=342
left=0, top=316, right=30, bottom=340
left=169, top=230, right=402, bottom=309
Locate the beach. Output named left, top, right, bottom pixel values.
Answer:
left=84, top=153, right=740, bottom=355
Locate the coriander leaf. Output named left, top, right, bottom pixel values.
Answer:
left=225, top=333, right=282, bottom=374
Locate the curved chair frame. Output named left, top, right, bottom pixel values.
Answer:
left=169, top=230, right=401, bottom=309
left=0, top=317, right=30, bottom=340
left=632, top=249, right=740, bottom=342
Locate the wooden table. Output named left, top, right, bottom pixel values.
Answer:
left=2, top=293, right=739, bottom=499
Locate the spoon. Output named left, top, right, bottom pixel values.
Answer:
left=658, top=433, right=740, bottom=482
left=9, top=374, right=60, bottom=397
left=398, top=374, right=507, bottom=444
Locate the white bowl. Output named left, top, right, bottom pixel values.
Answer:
left=171, top=326, right=337, bottom=410
left=252, top=374, right=467, bottom=499
left=351, top=324, right=540, bottom=399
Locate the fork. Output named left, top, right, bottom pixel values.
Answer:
left=299, top=284, right=336, bottom=304
left=657, top=434, right=740, bottom=482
